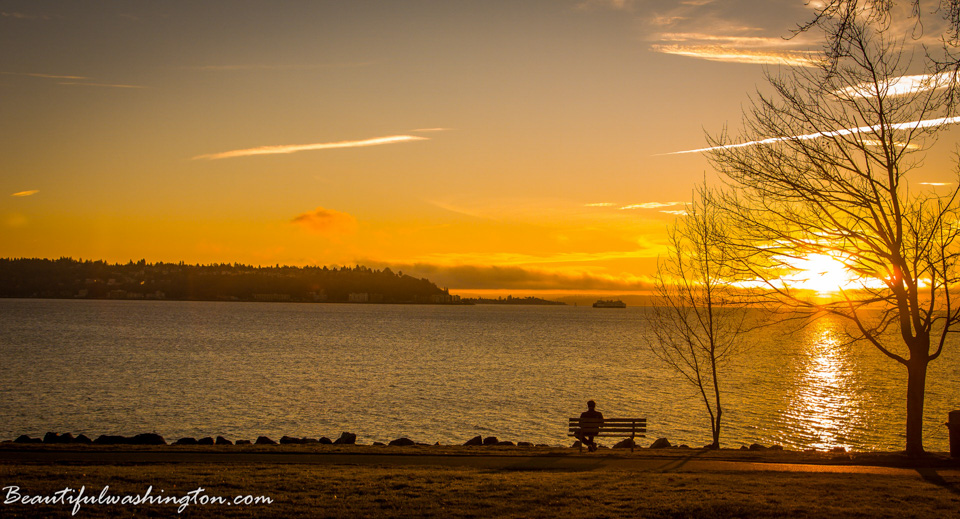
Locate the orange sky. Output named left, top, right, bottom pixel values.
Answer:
left=3, top=1, right=959, bottom=295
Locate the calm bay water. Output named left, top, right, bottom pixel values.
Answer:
left=0, top=298, right=957, bottom=451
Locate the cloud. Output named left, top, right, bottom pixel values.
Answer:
left=290, top=207, right=357, bottom=235
left=651, top=44, right=821, bottom=66
left=410, top=127, right=452, bottom=133
left=664, top=116, right=960, bottom=155
left=620, top=202, right=684, bottom=209
left=660, top=209, right=688, bottom=215
left=1, top=72, right=88, bottom=80
left=920, top=182, right=953, bottom=186
left=836, top=72, right=958, bottom=98
left=10, top=190, right=38, bottom=197
left=577, top=0, right=636, bottom=11
left=57, top=81, right=146, bottom=89
left=585, top=202, right=617, bottom=207
left=193, top=135, right=428, bottom=160
left=189, top=62, right=374, bottom=71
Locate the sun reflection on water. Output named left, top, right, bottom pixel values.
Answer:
left=779, top=319, right=869, bottom=451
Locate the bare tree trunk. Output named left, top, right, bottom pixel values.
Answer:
left=905, top=355, right=928, bottom=456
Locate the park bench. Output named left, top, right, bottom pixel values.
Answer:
left=568, top=417, right=646, bottom=452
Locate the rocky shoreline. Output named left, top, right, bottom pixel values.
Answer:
left=7, top=431, right=805, bottom=452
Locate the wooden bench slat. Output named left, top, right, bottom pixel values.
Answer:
left=568, top=428, right=646, bottom=433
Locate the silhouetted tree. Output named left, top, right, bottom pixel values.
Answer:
left=709, top=12, right=960, bottom=455
left=646, top=185, right=751, bottom=449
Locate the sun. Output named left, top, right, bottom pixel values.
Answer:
left=787, top=253, right=860, bottom=294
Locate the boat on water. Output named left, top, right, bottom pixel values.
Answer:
left=592, top=299, right=626, bottom=308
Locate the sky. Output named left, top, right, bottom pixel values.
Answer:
left=3, top=0, right=960, bottom=296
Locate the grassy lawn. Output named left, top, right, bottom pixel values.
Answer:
left=1, top=460, right=959, bottom=518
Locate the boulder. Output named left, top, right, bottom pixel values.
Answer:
left=197, top=437, right=214, bottom=445
left=678, top=445, right=690, bottom=449
left=649, top=438, right=671, bottom=449
left=132, top=433, right=166, bottom=445
left=43, top=432, right=67, bottom=444
left=613, top=438, right=636, bottom=449
left=740, top=445, right=749, bottom=450
left=255, top=436, right=277, bottom=445
left=333, top=432, right=356, bottom=445
left=482, top=436, right=499, bottom=446
left=302, top=438, right=319, bottom=444
left=14, top=435, right=41, bottom=444
left=75, top=434, right=92, bottom=444
left=830, top=446, right=847, bottom=453
left=174, top=437, right=199, bottom=446
left=749, top=443, right=767, bottom=451
left=318, top=437, right=333, bottom=445
left=215, top=436, right=232, bottom=445
left=770, top=445, right=784, bottom=451
left=496, top=441, right=515, bottom=446
left=463, top=436, right=483, bottom=446
left=372, top=442, right=386, bottom=446
left=517, top=442, right=533, bottom=447
left=280, top=436, right=301, bottom=445
left=235, top=440, right=251, bottom=445
left=389, top=437, right=416, bottom=447
left=94, top=435, right=130, bottom=445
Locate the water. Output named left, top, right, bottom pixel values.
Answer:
left=0, top=298, right=957, bottom=451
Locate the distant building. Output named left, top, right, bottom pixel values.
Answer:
left=348, top=293, right=369, bottom=303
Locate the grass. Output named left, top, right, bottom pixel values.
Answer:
left=1, top=446, right=958, bottom=517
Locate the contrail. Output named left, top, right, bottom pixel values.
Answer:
left=193, top=135, right=428, bottom=160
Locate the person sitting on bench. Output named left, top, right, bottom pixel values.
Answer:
left=576, top=400, right=604, bottom=452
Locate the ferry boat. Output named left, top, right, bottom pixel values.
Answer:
left=592, top=299, right=626, bottom=308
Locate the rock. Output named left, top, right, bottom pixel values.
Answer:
left=389, top=438, right=416, bottom=446
left=830, top=446, right=846, bottom=453
left=649, top=438, right=671, bottom=449
left=517, top=442, right=533, bottom=447
left=255, top=436, right=277, bottom=445
left=132, top=433, right=166, bottom=445
left=43, top=432, right=63, bottom=444
left=94, top=435, right=130, bottom=445
left=749, top=443, right=767, bottom=451
left=215, top=436, right=232, bottom=445
left=235, top=440, right=251, bottom=445
left=318, top=437, right=333, bottom=445
left=496, top=440, right=515, bottom=446
left=334, top=432, right=356, bottom=445
left=280, top=435, right=301, bottom=444
left=463, top=436, right=483, bottom=446
left=75, top=434, right=92, bottom=444
left=613, top=438, right=636, bottom=449
left=678, top=445, right=690, bottom=449
left=302, top=438, right=319, bottom=444
left=14, top=435, right=41, bottom=444
left=174, top=437, right=199, bottom=446
left=535, top=444, right=550, bottom=447
left=482, top=436, right=499, bottom=446
left=372, top=442, right=386, bottom=446
left=770, top=445, right=784, bottom=451
left=197, top=437, right=214, bottom=445
left=740, top=445, right=749, bottom=450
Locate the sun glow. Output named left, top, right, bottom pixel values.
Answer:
left=786, top=253, right=861, bottom=294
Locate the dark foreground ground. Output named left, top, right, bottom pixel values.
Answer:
left=1, top=444, right=958, bottom=518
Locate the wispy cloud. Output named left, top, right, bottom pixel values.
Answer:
left=919, top=182, right=953, bottom=186
left=189, top=62, right=374, bottom=72
left=660, top=209, right=688, bottom=215
left=664, top=116, right=960, bottom=155
left=291, top=207, right=357, bottom=235
left=585, top=202, right=617, bottom=207
left=10, top=190, right=38, bottom=197
left=836, top=72, right=958, bottom=98
left=1, top=72, right=88, bottom=80
left=2, top=72, right=144, bottom=88
left=651, top=44, right=821, bottom=66
left=193, top=135, right=428, bottom=160
left=57, top=81, right=146, bottom=89
left=620, top=202, right=685, bottom=209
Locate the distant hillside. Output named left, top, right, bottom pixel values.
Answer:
left=0, top=258, right=459, bottom=304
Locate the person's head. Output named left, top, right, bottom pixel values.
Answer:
left=587, top=400, right=596, bottom=409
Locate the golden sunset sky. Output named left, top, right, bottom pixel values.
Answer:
left=3, top=1, right=959, bottom=296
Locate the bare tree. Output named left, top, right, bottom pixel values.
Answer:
left=647, top=184, right=750, bottom=449
left=708, top=13, right=960, bottom=455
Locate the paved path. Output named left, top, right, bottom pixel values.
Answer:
left=4, top=450, right=956, bottom=477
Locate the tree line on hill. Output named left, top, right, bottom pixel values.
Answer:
left=0, top=258, right=455, bottom=304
